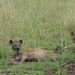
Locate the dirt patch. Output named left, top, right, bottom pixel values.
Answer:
left=45, top=60, right=75, bottom=75
left=0, top=71, right=9, bottom=75
left=0, top=70, right=44, bottom=75
left=61, top=60, right=75, bottom=75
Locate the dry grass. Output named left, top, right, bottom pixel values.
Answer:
left=0, top=0, right=74, bottom=56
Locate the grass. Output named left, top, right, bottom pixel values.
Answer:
left=0, top=0, right=75, bottom=75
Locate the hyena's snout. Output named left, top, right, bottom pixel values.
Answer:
left=16, top=47, right=20, bottom=51
left=15, top=44, right=21, bottom=50
left=13, top=44, right=21, bottom=52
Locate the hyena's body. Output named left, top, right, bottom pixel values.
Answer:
left=9, top=40, right=57, bottom=64
left=19, top=48, right=57, bottom=64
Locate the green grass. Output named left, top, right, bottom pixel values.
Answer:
left=0, top=0, right=75, bottom=75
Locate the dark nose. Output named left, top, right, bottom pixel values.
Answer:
left=16, top=48, right=20, bottom=50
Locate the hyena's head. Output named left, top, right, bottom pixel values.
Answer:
left=71, top=32, right=75, bottom=43
left=9, top=40, right=23, bottom=54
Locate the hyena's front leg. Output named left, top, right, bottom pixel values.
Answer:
left=20, top=55, right=28, bottom=64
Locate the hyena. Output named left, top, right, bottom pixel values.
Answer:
left=9, top=40, right=57, bottom=64
left=9, top=40, right=38, bottom=62
left=71, top=32, right=75, bottom=43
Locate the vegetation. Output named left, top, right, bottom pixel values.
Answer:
left=0, top=0, right=75, bottom=75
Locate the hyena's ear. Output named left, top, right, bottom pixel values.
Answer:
left=19, top=40, right=23, bottom=44
left=71, top=32, right=74, bottom=36
left=9, top=40, right=13, bottom=45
